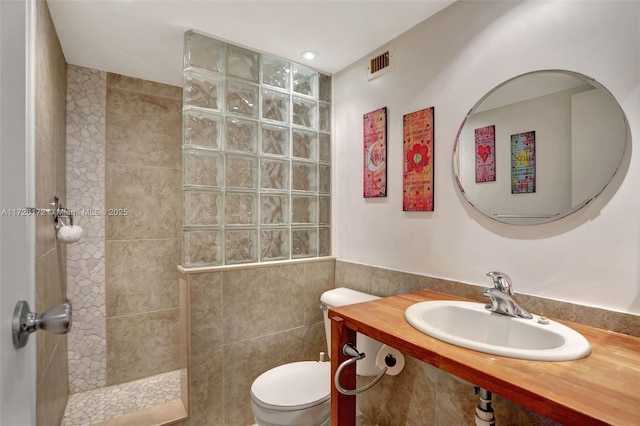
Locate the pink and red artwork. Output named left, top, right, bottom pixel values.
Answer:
left=363, top=107, right=387, bottom=198
left=402, top=107, right=434, bottom=211
left=475, top=125, right=496, bottom=183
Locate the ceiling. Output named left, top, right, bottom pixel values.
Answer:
left=47, top=0, right=456, bottom=88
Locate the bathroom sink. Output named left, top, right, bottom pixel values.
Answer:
left=405, top=300, right=591, bottom=361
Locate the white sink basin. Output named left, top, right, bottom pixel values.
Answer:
left=405, top=300, right=591, bottom=361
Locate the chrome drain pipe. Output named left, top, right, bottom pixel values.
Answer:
left=475, top=387, right=496, bottom=426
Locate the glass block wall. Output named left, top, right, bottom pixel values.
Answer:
left=182, top=31, right=331, bottom=266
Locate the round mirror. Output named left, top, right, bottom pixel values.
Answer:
left=453, top=70, right=628, bottom=225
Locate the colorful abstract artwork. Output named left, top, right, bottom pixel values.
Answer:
left=511, top=130, right=536, bottom=194
left=363, top=107, right=388, bottom=198
left=475, top=125, right=496, bottom=183
left=402, top=107, right=434, bottom=211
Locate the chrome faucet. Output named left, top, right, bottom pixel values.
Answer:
left=483, top=272, right=533, bottom=319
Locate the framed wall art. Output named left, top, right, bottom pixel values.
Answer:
left=402, top=107, right=434, bottom=211
left=475, top=125, right=496, bottom=183
left=363, top=107, right=387, bottom=198
left=511, top=130, right=536, bottom=194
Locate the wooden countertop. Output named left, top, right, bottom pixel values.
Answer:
left=329, top=290, right=640, bottom=425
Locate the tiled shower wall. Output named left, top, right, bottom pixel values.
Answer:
left=35, top=0, right=69, bottom=422
left=104, top=74, right=182, bottom=385
left=182, top=31, right=332, bottom=267
left=66, top=67, right=183, bottom=390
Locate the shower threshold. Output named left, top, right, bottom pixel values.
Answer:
left=61, top=370, right=185, bottom=426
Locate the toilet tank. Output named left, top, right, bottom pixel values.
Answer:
left=320, top=287, right=384, bottom=376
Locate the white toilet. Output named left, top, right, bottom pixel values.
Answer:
left=250, top=287, right=384, bottom=426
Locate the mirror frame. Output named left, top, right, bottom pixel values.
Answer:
left=453, top=69, right=629, bottom=225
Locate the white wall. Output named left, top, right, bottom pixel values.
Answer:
left=571, top=87, right=627, bottom=206
left=332, top=1, right=640, bottom=314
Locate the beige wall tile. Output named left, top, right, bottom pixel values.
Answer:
left=35, top=243, right=65, bottom=313
left=183, top=261, right=332, bottom=425
left=189, top=348, right=224, bottom=426
left=335, top=260, right=424, bottom=298
left=222, top=327, right=309, bottom=426
left=35, top=248, right=67, bottom=386
left=357, top=356, right=437, bottom=426
left=105, top=238, right=181, bottom=316
left=493, top=393, right=562, bottom=426
left=301, top=321, right=326, bottom=360
left=434, top=369, right=477, bottom=426
left=518, top=293, right=640, bottom=337
left=420, top=275, right=484, bottom=302
left=108, top=73, right=183, bottom=100
left=56, top=146, right=66, bottom=208
left=35, top=0, right=66, bottom=148
left=303, top=259, right=335, bottom=325
left=222, top=263, right=305, bottom=343
left=105, top=163, right=181, bottom=240
left=35, top=129, right=57, bottom=257
left=106, top=308, right=180, bottom=385
left=36, top=343, right=69, bottom=426
left=99, top=69, right=184, bottom=400
left=105, top=86, right=182, bottom=168
left=189, top=272, right=223, bottom=352
left=179, top=276, right=189, bottom=412
left=355, top=357, right=484, bottom=426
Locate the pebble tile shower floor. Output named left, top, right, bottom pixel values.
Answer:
left=61, top=370, right=181, bottom=425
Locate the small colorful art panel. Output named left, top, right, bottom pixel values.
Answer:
left=363, top=107, right=387, bottom=198
left=475, top=125, right=496, bottom=183
left=511, top=130, right=536, bottom=194
left=402, top=107, right=434, bottom=211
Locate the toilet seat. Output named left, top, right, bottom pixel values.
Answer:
left=250, top=361, right=330, bottom=411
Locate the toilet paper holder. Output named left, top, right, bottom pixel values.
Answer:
left=334, top=343, right=403, bottom=395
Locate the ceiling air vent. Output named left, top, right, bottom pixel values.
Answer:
left=368, top=47, right=393, bottom=81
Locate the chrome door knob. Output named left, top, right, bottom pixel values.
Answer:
left=12, top=301, right=72, bottom=349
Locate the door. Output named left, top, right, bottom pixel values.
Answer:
left=1, top=0, right=37, bottom=424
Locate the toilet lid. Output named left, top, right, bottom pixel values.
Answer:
left=250, top=361, right=330, bottom=411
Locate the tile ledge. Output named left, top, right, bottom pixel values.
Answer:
left=178, top=256, right=337, bottom=274
left=91, top=399, right=187, bottom=426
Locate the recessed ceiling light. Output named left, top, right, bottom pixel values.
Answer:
left=301, top=50, right=318, bottom=61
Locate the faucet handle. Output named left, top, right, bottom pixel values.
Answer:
left=486, top=271, right=513, bottom=295
left=483, top=287, right=500, bottom=311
